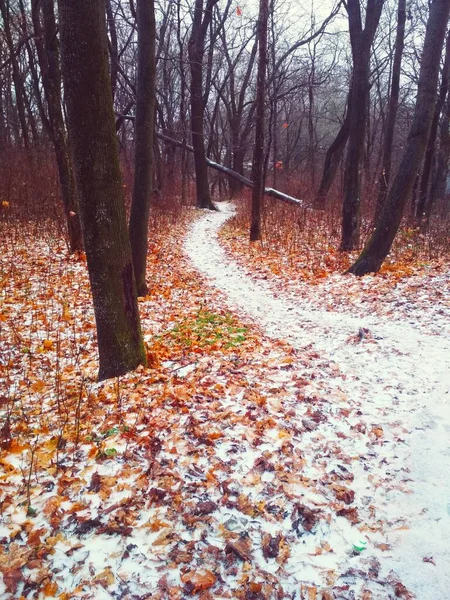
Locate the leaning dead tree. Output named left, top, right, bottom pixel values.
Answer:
left=156, top=131, right=303, bottom=207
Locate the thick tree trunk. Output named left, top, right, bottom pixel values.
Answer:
left=32, top=0, right=83, bottom=253
left=375, top=0, right=406, bottom=220
left=58, top=0, right=146, bottom=380
left=188, top=0, right=218, bottom=210
left=250, top=0, right=269, bottom=241
left=129, top=0, right=156, bottom=297
left=341, top=0, right=384, bottom=251
left=348, top=0, right=450, bottom=275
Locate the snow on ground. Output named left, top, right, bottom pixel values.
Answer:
left=184, top=202, right=450, bottom=599
left=1, top=207, right=449, bottom=599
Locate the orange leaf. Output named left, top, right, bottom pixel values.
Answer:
left=181, top=569, right=216, bottom=593
left=42, top=581, right=58, bottom=596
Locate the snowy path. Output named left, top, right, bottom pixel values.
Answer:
left=184, top=204, right=450, bottom=599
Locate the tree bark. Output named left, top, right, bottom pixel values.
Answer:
left=129, top=0, right=156, bottom=297
left=348, top=0, right=450, bottom=275
left=428, top=80, right=450, bottom=221
left=106, top=0, right=119, bottom=101
left=250, top=0, right=269, bottom=241
left=188, top=0, right=219, bottom=209
left=31, top=0, right=83, bottom=252
left=0, top=0, right=31, bottom=149
left=416, top=31, right=450, bottom=223
left=58, top=0, right=146, bottom=380
left=375, top=0, right=406, bottom=219
left=314, top=91, right=352, bottom=208
left=341, top=0, right=384, bottom=251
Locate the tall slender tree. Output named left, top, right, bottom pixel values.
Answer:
left=348, top=0, right=450, bottom=275
left=314, top=89, right=352, bottom=208
left=31, top=0, right=83, bottom=253
left=375, top=0, right=406, bottom=220
left=341, top=0, right=384, bottom=250
left=416, top=31, right=450, bottom=223
left=188, top=0, right=219, bottom=210
left=0, top=0, right=31, bottom=149
left=250, top=0, right=269, bottom=241
left=129, top=0, right=156, bottom=296
left=58, top=0, right=146, bottom=380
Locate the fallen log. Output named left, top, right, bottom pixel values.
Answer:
left=115, top=112, right=304, bottom=208
left=156, top=132, right=303, bottom=207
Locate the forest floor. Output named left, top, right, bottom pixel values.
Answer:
left=1, top=203, right=450, bottom=600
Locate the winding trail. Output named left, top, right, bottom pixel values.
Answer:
left=185, top=203, right=450, bottom=599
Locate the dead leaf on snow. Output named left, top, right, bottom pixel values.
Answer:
left=225, top=533, right=253, bottom=562
left=181, top=569, right=216, bottom=594
left=292, top=503, right=320, bottom=532
left=332, top=485, right=355, bottom=504
left=261, top=533, right=281, bottom=559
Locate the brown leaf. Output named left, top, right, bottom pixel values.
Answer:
left=2, top=568, right=22, bottom=594
left=193, top=501, right=218, bottom=516
left=253, top=455, right=274, bottom=473
left=336, top=506, right=359, bottom=524
left=88, top=472, right=102, bottom=493
left=292, top=503, right=320, bottom=532
left=332, top=485, right=355, bottom=504
left=225, top=534, right=253, bottom=562
left=261, top=533, right=281, bottom=559
left=181, top=569, right=216, bottom=594
left=370, top=425, right=384, bottom=439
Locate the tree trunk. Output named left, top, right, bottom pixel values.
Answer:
left=341, top=0, right=384, bottom=251
left=416, top=31, right=450, bottom=223
left=428, top=86, right=450, bottom=221
left=348, top=0, right=450, bottom=275
left=0, top=0, right=31, bottom=150
left=129, top=0, right=156, bottom=297
left=250, top=0, right=269, bottom=241
left=188, top=0, right=218, bottom=210
left=375, top=0, right=406, bottom=219
left=31, top=0, right=83, bottom=253
left=106, top=0, right=119, bottom=101
left=314, top=91, right=352, bottom=208
left=18, top=0, right=52, bottom=139
left=58, top=0, right=146, bottom=380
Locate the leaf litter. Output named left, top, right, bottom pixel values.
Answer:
left=0, top=205, right=448, bottom=599
left=185, top=202, right=450, bottom=600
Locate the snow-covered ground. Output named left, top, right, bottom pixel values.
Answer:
left=185, top=203, right=450, bottom=599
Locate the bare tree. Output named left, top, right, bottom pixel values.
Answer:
left=129, top=0, right=156, bottom=296
left=341, top=0, right=384, bottom=251
left=375, top=0, right=406, bottom=219
left=348, top=0, right=450, bottom=275
left=416, top=30, right=450, bottom=223
left=58, top=0, right=146, bottom=380
left=31, top=0, right=83, bottom=252
left=188, top=0, right=219, bottom=209
left=250, top=0, right=269, bottom=241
